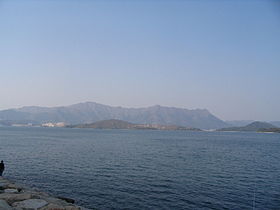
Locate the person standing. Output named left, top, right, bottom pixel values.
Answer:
left=0, top=160, right=5, bottom=176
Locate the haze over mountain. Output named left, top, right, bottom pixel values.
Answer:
left=0, top=102, right=228, bottom=129
left=270, top=121, right=280, bottom=127
left=226, top=120, right=255, bottom=127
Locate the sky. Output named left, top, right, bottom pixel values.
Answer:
left=0, top=0, right=279, bottom=121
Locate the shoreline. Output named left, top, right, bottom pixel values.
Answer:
left=0, top=177, right=91, bottom=210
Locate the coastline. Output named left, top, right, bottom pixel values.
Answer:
left=0, top=177, right=90, bottom=210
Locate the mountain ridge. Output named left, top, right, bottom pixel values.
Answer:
left=0, top=102, right=228, bottom=129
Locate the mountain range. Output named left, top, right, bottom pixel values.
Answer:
left=0, top=102, right=228, bottom=129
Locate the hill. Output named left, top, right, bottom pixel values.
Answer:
left=0, top=102, right=228, bottom=129
left=270, top=121, right=280, bottom=127
left=71, top=119, right=134, bottom=129
left=258, top=128, right=280, bottom=133
left=69, top=119, right=202, bottom=131
left=217, top=121, right=277, bottom=132
left=226, top=120, right=254, bottom=127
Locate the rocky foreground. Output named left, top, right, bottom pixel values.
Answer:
left=0, top=177, right=90, bottom=210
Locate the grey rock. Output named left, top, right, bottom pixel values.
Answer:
left=57, top=196, right=74, bottom=204
left=38, top=196, right=68, bottom=206
left=4, top=189, right=18, bottom=193
left=0, top=200, right=13, bottom=210
left=0, top=178, right=87, bottom=210
left=78, top=206, right=91, bottom=210
left=12, top=199, right=48, bottom=209
left=0, top=183, right=9, bottom=190
left=40, top=203, right=80, bottom=210
left=7, top=184, right=22, bottom=191
left=40, top=203, right=64, bottom=210
left=64, top=206, right=80, bottom=210
left=0, top=193, right=32, bottom=204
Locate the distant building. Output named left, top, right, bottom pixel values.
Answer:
left=11, top=123, right=33, bottom=127
left=42, top=122, right=66, bottom=127
left=42, top=123, right=55, bottom=127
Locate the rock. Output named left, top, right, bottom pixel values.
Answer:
left=0, top=193, right=32, bottom=204
left=39, top=196, right=68, bottom=206
left=40, top=203, right=81, bottom=210
left=4, top=188, right=18, bottom=193
left=0, top=200, right=13, bottom=210
left=0, top=179, right=12, bottom=190
left=65, top=206, right=81, bottom=210
left=7, top=183, right=22, bottom=190
left=57, top=196, right=75, bottom=204
left=0, top=182, right=9, bottom=190
left=30, top=194, right=42, bottom=200
left=40, top=203, right=65, bottom=210
left=34, top=191, right=49, bottom=197
left=0, top=178, right=9, bottom=183
left=0, top=178, right=86, bottom=210
left=12, top=199, right=48, bottom=209
left=77, top=207, right=91, bottom=210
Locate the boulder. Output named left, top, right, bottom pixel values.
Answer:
left=39, top=196, right=69, bottom=206
left=0, top=178, right=86, bottom=210
left=7, top=183, right=22, bottom=191
left=0, top=200, right=13, bottom=210
left=0, top=193, right=32, bottom=204
left=65, top=206, right=81, bottom=210
left=12, top=199, right=48, bottom=209
left=0, top=182, right=9, bottom=190
left=4, top=189, right=18, bottom=193
left=40, top=203, right=81, bottom=210
left=0, top=179, right=12, bottom=190
left=40, top=203, right=66, bottom=210
left=77, top=207, right=91, bottom=210
left=57, top=196, right=75, bottom=204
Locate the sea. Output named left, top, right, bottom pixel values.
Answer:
left=0, top=126, right=279, bottom=210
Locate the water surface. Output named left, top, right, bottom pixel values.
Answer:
left=0, top=127, right=279, bottom=209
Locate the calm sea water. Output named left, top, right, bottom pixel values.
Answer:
left=0, top=127, right=279, bottom=210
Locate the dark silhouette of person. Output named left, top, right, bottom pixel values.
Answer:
left=0, top=160, right=4, bottom=176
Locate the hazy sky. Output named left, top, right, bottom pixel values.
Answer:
left=0, top=0, right=279, bottom=121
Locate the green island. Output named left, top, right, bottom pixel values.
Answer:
left=217, top=121, right=280, bottom=133
left=67, top=119, right=202, bottom=131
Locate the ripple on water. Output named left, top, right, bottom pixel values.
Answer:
left=0, top=127, right=280, bottom=210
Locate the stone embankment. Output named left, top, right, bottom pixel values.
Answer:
left=0, top=177, right=90, bottom=210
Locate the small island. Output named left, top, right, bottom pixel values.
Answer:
left=217, top=121, right=279, bottom=133
left=67, top=119, right=202, bottom=131
left=258, top=128, right=280, bottom=133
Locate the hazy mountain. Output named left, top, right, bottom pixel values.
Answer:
left=226, top=120, right=254, bottom=127
left=217, top=121, right=277, bottom=132
left=0, top=102, right=228, bottom=129
left=270, top=121, right=280, bottom=127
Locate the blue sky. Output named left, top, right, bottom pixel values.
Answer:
left=0, top=0, right=279, bottom=121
